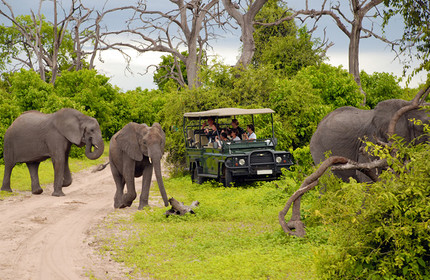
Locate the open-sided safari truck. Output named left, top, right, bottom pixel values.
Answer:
left=183, top=108, right=294, bottom=187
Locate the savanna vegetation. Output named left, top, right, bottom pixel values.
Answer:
left=1, top=0, right=430, bottom=278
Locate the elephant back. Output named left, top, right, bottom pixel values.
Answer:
left=372, top=99, right=413, bottom=142
left=310, top=106, right=374, bottom=165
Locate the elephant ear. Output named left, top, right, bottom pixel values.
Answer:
left=115, top=122, right=144, bottom=161
left=53, top=108, right=84, bottom=145
left=152, top=122, right=166, bottom=152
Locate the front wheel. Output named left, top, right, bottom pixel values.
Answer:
left=224, top=168, right=233, bottom=187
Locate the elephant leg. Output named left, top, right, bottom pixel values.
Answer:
left=121, top=159, right=137, bottom=207
left=51, top=157, right=66, bottom=197
left=26, top=162, right=43, bottom=195
left=1, top=162, right=15, bottom=192
left=62, top=155, right=72, bottom=187
left=138, top=166, right=153, bottom=210
left=110, top=164, right=126, bottom=208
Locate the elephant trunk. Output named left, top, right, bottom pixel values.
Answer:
left=85, top=136, right=104, bottom=160
left=152, top=156, right=169, bottom=207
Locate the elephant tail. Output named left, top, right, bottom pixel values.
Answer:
left=92, top=162, right=110, bottom=173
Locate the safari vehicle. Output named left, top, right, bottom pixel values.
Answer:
left=183, top=108, right=294, bottom=187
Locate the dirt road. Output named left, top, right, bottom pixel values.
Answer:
left=0, top=162, right=159, bottom=280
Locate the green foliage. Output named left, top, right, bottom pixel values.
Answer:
left=0, top=15, right=76, bottom=79
left=270, top=76, right=330, bottom=148
left=295, top=63, right=363, bottom=108
left=252, top=0, right=323, bottom=76
left=269, top=63, right=362, bottom=149
left=9, top=69, right=54, bottom=111
left=0, top=88, right=20, bottom=161
left=312, top=135, right=430, bottom=279
left=383, top=0, right=430, bottom=74
left=361, top=71, right=404, bottom=108
left=153, top=52, right=188, bottom=91
left=95, top=177, right=329, bottom=279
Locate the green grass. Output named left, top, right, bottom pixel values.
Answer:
left=0, top=143, right=109, bottom=199
left=97, top=177, right=332, bottom=280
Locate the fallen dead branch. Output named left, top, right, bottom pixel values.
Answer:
left=165, top=197, right=200, bottom=216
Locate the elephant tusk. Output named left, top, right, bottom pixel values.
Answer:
left=93, top=144, right=99, bottom=149
left=149, top=157, right=152, bottom=164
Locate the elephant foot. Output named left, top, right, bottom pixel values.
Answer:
left=32, top=188, right=43, bottom=195
left=62, top=179, right=72, bottom=187
left=52, top=190, right=65, bottom=197
left=1, top=186, right=12, bottom=192
left=138, top=203, right=150, bottom=210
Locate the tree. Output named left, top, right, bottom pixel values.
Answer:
left=383, top=0, right=430, bottom=77
left=97, top=0, right=222, bottom=88
left=153, top=52, right=188, bottom=91
left=222, top=0, right=268, bottom=68
left=276, top=0, right=397, bottom=104
left=252, top=0, right=323, bottom=77
left=0, top=0, right=96, bottom=84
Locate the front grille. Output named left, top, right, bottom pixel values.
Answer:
left=250, top=151, right=274, bottom=164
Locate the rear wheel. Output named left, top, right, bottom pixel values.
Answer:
left=191, top=165, right=204, bottom=184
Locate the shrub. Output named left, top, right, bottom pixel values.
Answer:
left=361, top=71, right=404, bottom=109
left=312, top=134, right=430, bottom=279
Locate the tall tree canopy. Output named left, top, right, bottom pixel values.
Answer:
left=383, top=0, right=430, bottom=76
left=252, top=0, right=323, bottom=77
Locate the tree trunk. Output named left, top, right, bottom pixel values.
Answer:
left=237, top=15, right=256, bottom=67
left=349, top=16, right=366, bottom=104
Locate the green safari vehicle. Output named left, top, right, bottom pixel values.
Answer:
left=183, top=108, right=294, bottom=187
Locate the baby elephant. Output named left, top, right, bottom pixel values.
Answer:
left=109, top=122, right=169, bottom=209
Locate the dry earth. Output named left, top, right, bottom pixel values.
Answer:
left=0, top=160, right=167, bottom=280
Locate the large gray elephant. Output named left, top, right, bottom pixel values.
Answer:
left=310, top=99, right=430, bottom=182
left=109, top=122, right=169, bottom=209
left=1, top=108, right=105, bottom=196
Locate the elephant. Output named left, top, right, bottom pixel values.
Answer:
left=109, top=122, right=169, bottom=210
left=1, top=108, right=105, bottom=196
left=310, top=99, right=430, bottom=182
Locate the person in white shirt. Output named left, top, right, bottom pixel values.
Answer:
left=244, top=124, right=256, bottom=140
left=231, top=128, right=241, bottom=141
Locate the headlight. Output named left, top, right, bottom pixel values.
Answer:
left=276, top=156, right=282, bottom=163
left=239, top=159, right=246, bottom=166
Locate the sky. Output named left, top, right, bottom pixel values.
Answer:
left=1, top=0, right=428, bottom=91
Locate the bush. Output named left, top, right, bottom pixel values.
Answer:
left=295, top=63, right=363, bottom=108
left=9, top=69, right=54, bottom=111
left=361, top=71, right=404, bottom=109
left=312, top=134, right=430, bottom=279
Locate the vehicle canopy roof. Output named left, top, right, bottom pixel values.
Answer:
left=183, top=108, right=275, bottom=120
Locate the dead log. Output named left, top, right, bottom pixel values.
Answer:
left=165, top=197, right=199, bottom=216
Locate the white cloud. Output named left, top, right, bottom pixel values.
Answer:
left=94, top=49, right=163, bottom=91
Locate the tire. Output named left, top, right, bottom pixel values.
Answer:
left=192, top=165, right=204, bottom=184
left=224, top=168, right=233, bottom=187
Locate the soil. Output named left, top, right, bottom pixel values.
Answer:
left=0, top=159, right=167, bottom=280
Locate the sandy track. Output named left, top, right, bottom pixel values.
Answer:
left=0, top=162, right=157, bottom=280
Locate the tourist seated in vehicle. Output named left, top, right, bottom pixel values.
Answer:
left=215, top=132, right=229, bottom=148
left=243, top=124, right=256, bottom=140
left=202, top=117, right=219, bottom=142
left=231, top=119, right=245, bottom=139
left=231, top=128, right=241, bottom=141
